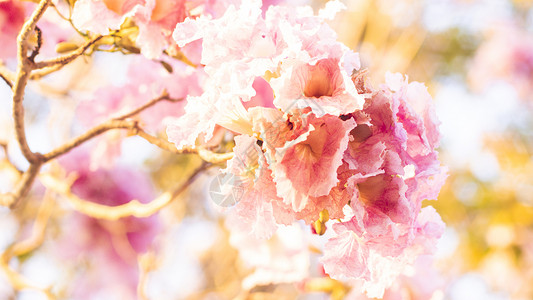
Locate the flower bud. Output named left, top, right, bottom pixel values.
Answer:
left=319, top=209, right=329, bottom=223
left=55, top=42, right=79, bottom=53
left=314, top=220, right=326, bottom=235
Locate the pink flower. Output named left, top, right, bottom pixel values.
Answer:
left=322, top=206, right=444, bottom=298
left=167, top=1, right=357, bottom=149
left=316, top=73, right=446, bottom=297
left=56, top=149, right=160, bottom=299
left=223, top=134, right=280, bottom=238
left=268, top=113, right=355, bottom=211
left=469, top=23, right=533, bottom=101
left=71, top=0, right=214, bottom=58
left=165, top=2, right=446, bottom=296
left=0, top=0, right=26, bottom=60
left=271, top=56, right=364, bottom=117
left=244, top=77, right=276, bottom=109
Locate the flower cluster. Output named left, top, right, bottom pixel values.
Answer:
left=71, top=0, right=239, bottom=58
left=0, top=0, right=446, bottom=298
left=166, top=0, right=446, bottom=297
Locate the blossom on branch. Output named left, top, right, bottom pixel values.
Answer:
left=165, top=1, right=446, bottom=297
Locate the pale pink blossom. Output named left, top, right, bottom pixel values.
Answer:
left=469, top=23, right=533, bottom=101
left=271, top=56, right=363, bottom=117
left=223, top=134, right=280, bottom=238
left=212, top=70, right=445, bottom=297
left=167, top=0, right=356, bottom=148
left=71, top=0, right=216, bottom=58
left=268, top=113, right=355, bottom=211
left=315, top=73, right=446, bottom=297
left=165, top=2, right=446, bottom=296
left=322, top=206, right=444, bottom=298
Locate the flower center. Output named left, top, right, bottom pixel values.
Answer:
left=304, top=67, right=334, bottom=98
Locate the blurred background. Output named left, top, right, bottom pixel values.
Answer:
left=1, top=0, right=533, bottom=299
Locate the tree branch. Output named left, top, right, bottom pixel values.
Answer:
left=33, top=35, right=102, bottom=69
left=12, top=0, right=51, bottom=164
left=0, top=142, right=22, bottom=175
left=134, top=127, right=234, bottom=164
left=41, top=91, right=232, bottom=164
left=39, top=164, right=208, bottom=220
left=30, top=64, right=69, bottom=80
left=1, top=62, right=64, bottom=86
left=0, top=63, right=14, bottom=88
left=114, top=90, right=183, bottom=120
left=42, top=119, right=137, bottom=161
left=1, top=162, right=43, bottom=208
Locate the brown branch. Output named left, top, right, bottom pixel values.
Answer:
left=135, top=127, right=189, bottom=153
left=42, top=119, right=137, bottom=161
left=30, top=64, right=66, bottom=80
left=114, top=90, right=183, bottom=120
left=12, top=0, right=51, bottom=164
left=41, top=92, right=232, bottom=164
left=1, top=162, right=43, bottom=208
left=39, top=164, right=207, bottom=220
left=12, top=67, right=36, bottom=163
left=17, top=0, right=50, bottom=54
left=0, top=64, right=13, bottom=88
left=0, top=142, right=22, bottom=175
left=4, top=87, right=227, bottom=208
left=42, top=91, right=180, bottom=161
left=33, top=35, right=102, bottom=69
left=134, top=127, right=234, bottom=164
left=1, top=62, right=63, bottom=85
left=6, top=191, right=54, bottom=258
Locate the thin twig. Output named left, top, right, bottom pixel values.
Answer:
left=137, top=251, right=156, bottom=300
left=0, top=63, right=62, bottom=85
left=5, top=190, right=54, bottom=258
left=0, top=142, right=22, bottom=175
left=42, top=91, right=180, bottom=161
left=0, top=260, right=55, bottom=300
left=33, top=35, right=102, bottom=69
left=42, top=119, right=137, bottom=161
left=0, top=69, right=13, bottom=88
left=114, top=90, right=183, bottom=120
left=39, top=164, right=208, bottom=220
left=30, top=64, right=67, bottom=80
left=41, top=92, right=232, bottom=164
left=134, top=127, right=234, bottom=164
left=0, top=63, right=15, bottom=84
left=3, top=162, right=43, bottom=209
